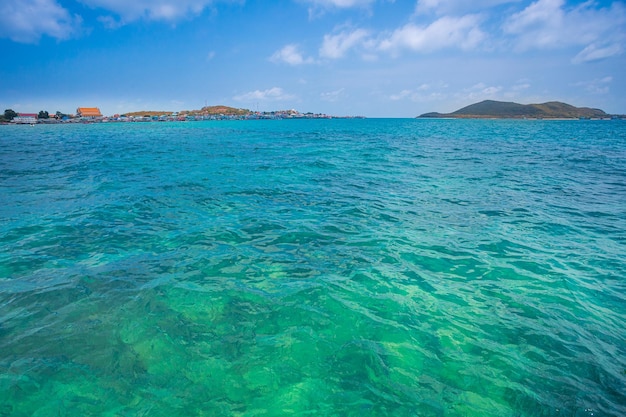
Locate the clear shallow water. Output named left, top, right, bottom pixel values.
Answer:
left=0, top=119, right=625, bottom=416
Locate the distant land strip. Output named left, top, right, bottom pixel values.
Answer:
left=418, top=100, right=625, bottom=119
left=123, top=105, right=363, bottom=119
left=125, top=106, right=261, bottom=117
left=2, top=105, right=365, bottom=124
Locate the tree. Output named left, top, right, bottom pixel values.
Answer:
left=4, top=109, right=17, bottom=121
left=38, top=110, right=49, bottom=119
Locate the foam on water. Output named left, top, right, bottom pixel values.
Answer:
left=1, top=119, right=625, bottom=416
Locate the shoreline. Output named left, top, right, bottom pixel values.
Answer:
left=4, top=116, right=626, bottom=126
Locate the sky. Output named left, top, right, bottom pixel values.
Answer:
left=1, top=0, right=625, bottom=117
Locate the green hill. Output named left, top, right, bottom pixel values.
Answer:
left=186, top=105, right=251, bottom=116
left=123, top=110, right=172, bottom=117
left=123, top=106, right=252, bottom=117
left=418, top=100, right=608, bottom=119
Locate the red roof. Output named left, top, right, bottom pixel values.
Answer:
left=77, top=107, right=103, bottom=117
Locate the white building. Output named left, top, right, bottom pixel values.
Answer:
left=13, top=113, right=38, bottom=124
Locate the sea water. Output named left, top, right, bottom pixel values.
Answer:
left=0, top=119, right=624, bottom=416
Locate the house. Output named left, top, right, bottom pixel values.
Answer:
left=76, top=107, right=103, bottom=118
left=13, top=113, right=38, bottom=124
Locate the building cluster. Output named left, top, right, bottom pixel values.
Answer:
left=4, top=107, right=362, bottom=124
left=8, top=107, right=103, bottom=124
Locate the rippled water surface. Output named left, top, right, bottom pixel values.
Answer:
left=1, top=119, right=625, bottom=416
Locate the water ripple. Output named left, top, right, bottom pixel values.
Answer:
left=1, top=120, right=625, bottom=416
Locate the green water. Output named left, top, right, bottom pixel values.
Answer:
left=0, top=119, right=625, bottom=416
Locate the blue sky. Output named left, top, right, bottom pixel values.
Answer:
left=1, top=0, right=625, bottom=117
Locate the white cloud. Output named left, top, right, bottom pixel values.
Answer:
left=389, top=89, right=413, bottom=101
left=573, top=76, right=613, bottom=95
left=300, top=0, right=375, bottom=19
left=270, top=44, right=314, bottom=65
left=320, top=29, right=370, bottom=58
left=97, top=15, right=122, bottom=29
left=416, top=0, right=522, bottom=15
left=0, top=0, right=82, bottom=43
left=320, top=88, right=346, bottom=102
left=233, top=87, right=296, bottom=102
left=457, top=82, right=503, bottom=101
left=79, top=0, right=215, bottom=23
left=512, top=79, right=531, bottom=91
left=503, top=0, right=626, bottom=58
left=503, top=0, right=565, bottom=47
left=300, top=0, right=375, bottom=9
left=388, top=83, right=449, bottom=102
left=378, top=15, right=485, bottom=53
left=481, top=86, right=502, bottom=95
left=572, top=43, right=623, bottom=64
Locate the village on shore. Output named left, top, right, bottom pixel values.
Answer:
left=2, top=106, right=364, bottom=125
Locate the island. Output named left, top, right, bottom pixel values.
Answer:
left=417, top=100, right=621, bottom=119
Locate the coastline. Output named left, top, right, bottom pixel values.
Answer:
left=1, top=113, right=365, bottom=125
left=4, top=116, right=626, bottom=126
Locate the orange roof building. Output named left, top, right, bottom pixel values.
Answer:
left=76, top=107, right=103, bottom=117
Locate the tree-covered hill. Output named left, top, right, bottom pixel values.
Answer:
left=418, top=100, right=608, bottom=119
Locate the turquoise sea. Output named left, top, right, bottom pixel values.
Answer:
left=1, top=119, right=625, bottom=416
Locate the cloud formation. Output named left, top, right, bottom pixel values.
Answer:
left=300, top=0, right=375, bottom=9
left=389, top=84, right=443, bottom=102
left=378, top=15, right=485, bottom=53
left=573, top=43, right=623, bottom=64
left=300, top=0, right=375, bottom=19
left=0, top=0, right=82, bottom=43
left=503, top=0, right=626, bottom=60
left=320, top=29, right=370, bottom=58
left=307, top=0, right=626, bottom=63
left=320, top=88, right=346, bottom=102
left=573, top=76, right=613, bottom=95
left=79, top=0, right=215, bottom=24
left=233, top=87, right=297, bottom=102
left=3, top=0, right=623, bottom=69
left=270, top=44, right=314, bottom=65
left=416, top=0, right=522, bottom=15
left=388, top=80, right=540, bottom=105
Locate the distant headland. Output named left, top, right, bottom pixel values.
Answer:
left=418, top=100, right=624, bottom=120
